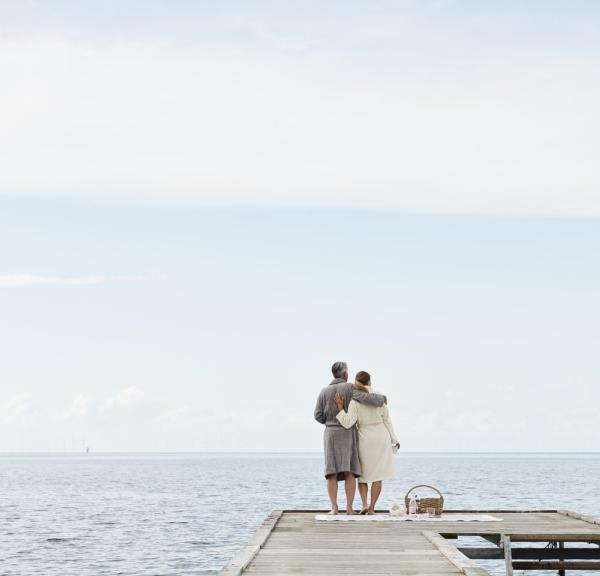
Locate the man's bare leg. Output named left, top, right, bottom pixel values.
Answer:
left=326, top=475, right=339, bottom=514
left=368, top=481, right=382, bottom=514
left=344, top=472, right=356, bottom=514
left=358, top=482, right=369, bottom=512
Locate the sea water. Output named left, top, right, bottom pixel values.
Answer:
left=1, top=453, right=599, bottom=575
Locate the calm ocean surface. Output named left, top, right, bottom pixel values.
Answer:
left=1, top=453, right=599, bottom=576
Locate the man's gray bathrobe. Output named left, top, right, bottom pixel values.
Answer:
left=314, top=378, right=385, bottom=480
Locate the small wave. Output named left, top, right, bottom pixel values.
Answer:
left=46, top=537, right=70, bottom=542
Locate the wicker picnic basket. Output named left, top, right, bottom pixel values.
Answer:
left=404, top=484, right=444, bottom=516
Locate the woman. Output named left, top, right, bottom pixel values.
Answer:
left=335, top=371, right=399, bottom=515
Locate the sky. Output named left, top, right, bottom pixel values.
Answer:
left=0, top=1, right=599, bottom=452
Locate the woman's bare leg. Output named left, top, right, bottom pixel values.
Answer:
left=326, top=475, right=338, bottom=514
left=344, top=472, right=356, bottom=514
left=358, top=482, right=369, bottom=512
left=368, top=481, right=382, bottom=514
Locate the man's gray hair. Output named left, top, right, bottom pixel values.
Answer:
left=331, top=361, right=348, bottom=378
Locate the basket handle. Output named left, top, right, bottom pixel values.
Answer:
left=404, top=484, right=443, bottom=500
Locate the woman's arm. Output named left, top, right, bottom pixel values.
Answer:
left=382, top=404, right=399, bottom=446
left=335, top=398, right=359, bottom=429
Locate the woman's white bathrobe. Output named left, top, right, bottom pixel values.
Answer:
left=336, top=387, right=399, bottom=483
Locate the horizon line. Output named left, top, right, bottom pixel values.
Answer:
left=4, top=196, right=600, bottom=222
left=2, top=450, right=599, bottom=456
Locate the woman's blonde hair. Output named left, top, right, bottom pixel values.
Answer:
left=354, top=370, right=371, bottom=393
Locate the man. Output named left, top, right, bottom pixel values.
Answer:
left=314, top=361, right=386, bottom=515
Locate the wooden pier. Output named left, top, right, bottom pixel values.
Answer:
left=219, top=509, right=600, bottom=576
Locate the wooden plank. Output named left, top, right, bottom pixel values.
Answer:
left=510, top=533, right=600, bottom=542
left=433, top=510, right=558, bottom=514
left=459, top=547, right=600, bottom=560
left=512, top=561, right=600, bottom=571
left=246, top=571, right=461, bottom=576
left=260, top=548, right=446, bottom=559
left=502, top=534, right=513, bottom=576
left=218, top=510, right=282, bottom=576
left=558, top=509, right=600, bottom=527
left=422, top=530, right=489, bottom=576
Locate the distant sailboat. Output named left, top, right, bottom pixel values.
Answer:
left=85, top=446, right=90, bottom=454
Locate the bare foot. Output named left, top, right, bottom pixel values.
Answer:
left=327, top=508, right=339, bottom=515
left=368, top=509, right=375, bottom=515
left=346, top=508, right=355, bottom=515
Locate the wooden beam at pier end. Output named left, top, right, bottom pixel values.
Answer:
left=502, top=535, right=514, bottom=576
left=513, top=561, right=600, bottom=571
left=460, top=547, right=600, bottom=560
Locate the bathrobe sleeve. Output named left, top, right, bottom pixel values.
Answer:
left=314, top=389, right=326, bottom=424
left=353, top=389, right=385, bottom=407
left=382, top=404, right=399, bottom=445
left=336, top=399, right=359, bottom=429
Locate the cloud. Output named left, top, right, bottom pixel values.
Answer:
left=0, top=393, right=33, bottom=423
left=0, top=274, right=170, bottom=287
left=102, top=387, right=145, bottom=412
left=62, top=394, right=93, bottom=419
left=0, top=274, right=105, bottom=287
left=0, top=32, right=599, bottom=217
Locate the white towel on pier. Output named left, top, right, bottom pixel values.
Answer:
left=315, top=513, right=502, bottom=522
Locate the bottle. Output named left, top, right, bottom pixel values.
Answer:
left=409, top=495, right=417, bottom=515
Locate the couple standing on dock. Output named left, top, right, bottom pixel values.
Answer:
left=314, top=361, right=400, bottom=515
